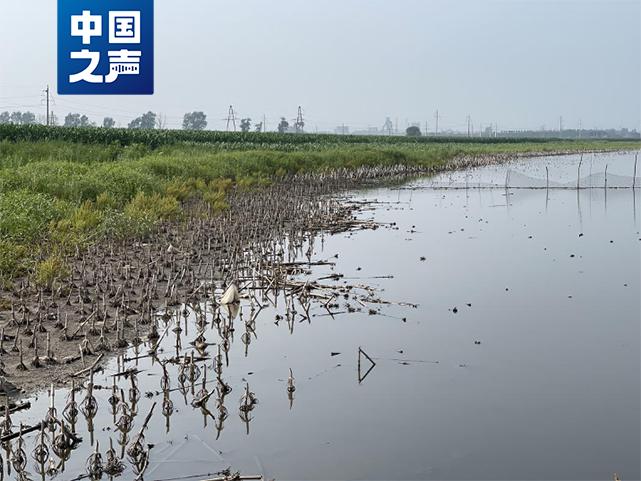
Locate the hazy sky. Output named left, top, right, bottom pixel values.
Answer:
left=1, top=0, right=639, bottom=132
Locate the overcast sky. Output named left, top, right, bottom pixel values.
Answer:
left=1, top=0, right=639, bottom=132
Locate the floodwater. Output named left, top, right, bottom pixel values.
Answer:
left=8, top=151, right=641, bottom=481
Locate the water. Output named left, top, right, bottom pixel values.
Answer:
left=8, top=152, right=640, bottom=481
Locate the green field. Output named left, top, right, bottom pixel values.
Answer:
left=0, top=124, right=638, bottom=287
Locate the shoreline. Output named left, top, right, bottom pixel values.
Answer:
left=0, top=147, right=637, bottom=395
left=0, top=166, right=414, bottom=395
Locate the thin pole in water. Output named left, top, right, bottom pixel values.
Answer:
left=577, top=154, right=583, bottom=190
left=633, top=153, right=638, bottom=189
left=604, top=164, right=609, bottom=211
left=545, top=166, right=550, bottom=212
left=546, top=166, right=549, bottom=190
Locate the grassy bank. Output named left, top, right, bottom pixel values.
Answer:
left=0, top=125, right=639, bottom=287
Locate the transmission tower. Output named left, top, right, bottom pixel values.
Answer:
left=225, top=105, right=237, bottom=132
left=382, top=117, right=393, bottom=135
left=294, top=106, right=305, bottom=133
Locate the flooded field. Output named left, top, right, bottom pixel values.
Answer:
left=3, top=151, right=640, bottom=481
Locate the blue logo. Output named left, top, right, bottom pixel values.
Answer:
left=58, top=0, right=154, bottom=95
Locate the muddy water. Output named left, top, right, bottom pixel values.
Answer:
left=9, top=152, right=641, bottom=481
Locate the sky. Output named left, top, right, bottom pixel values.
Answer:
left=1, top=0, right=639, bottom=132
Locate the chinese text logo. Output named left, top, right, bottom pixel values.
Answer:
left=58, top=0, right=153, bottom=95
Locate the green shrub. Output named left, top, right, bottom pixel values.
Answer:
left=202, top=189, right=229, bottom=212
left=0, top=240, right=28, bottom=280
left=35, top=254, right=70, bottom=289
left=0, top=190, right=70, bottom=242
left=125, top=192, right=181, bottom=223
left=95, top=191, right=118, bottom=210
left=50, top=200, right=104, bottom=249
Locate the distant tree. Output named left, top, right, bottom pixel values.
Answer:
left=254, top=121, right=263, bottom=133
left=156, top=113, right=167, bottom=130
left=103, top=117, right=116, bottom=129
left=240, top=118, right=251, bottom=133
left=4, top=111, right=37, bottom=125
left=79, top=115, right=93, bottom=127
left=10, top=112, right=23, bottom=124
left=277, top=117, right=289, bottom=133
left=21, top=112, right=36, bottom=125
left=141, top=112, right=157, bottom=129
left=128, top=111, right=156, bottom=129
left=64, top=113, right=81, bottom=127
left=65, top=113, right=93, bottom=127
left=406, top=125, right=421, bottom=137
left=182, top=111, right=207, bottom=130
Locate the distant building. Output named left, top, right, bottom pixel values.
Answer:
left=335, top=125, right=350, bottom=135
left=352, top=127, right=384, bottom=136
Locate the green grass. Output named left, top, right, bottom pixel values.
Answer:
left=0, top=125, right=639, bottom=285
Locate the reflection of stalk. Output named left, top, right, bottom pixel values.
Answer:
left=129, top=402, right=156, bottom=450
left=634, top=153, right=638, bottom=189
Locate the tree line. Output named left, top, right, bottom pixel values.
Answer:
left=0, top=110, right=305, bottom=133
left=1, top=110, right=421, bottom=136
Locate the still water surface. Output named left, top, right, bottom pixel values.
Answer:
left=12, top=152, right=641, bottom=481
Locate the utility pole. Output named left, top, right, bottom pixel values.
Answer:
left=225, top=105, right=237, bottom=131
left=395, top=117, right=398, bottom=135
left=466, top=115, right=471, bottom=137
left=263, top=114, right=267, bottom=132
left=434, top=109, right=440, bottom=135
left=43, top=85, right=50, bottom=126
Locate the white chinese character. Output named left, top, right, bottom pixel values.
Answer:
left=109, top=11, right=141, bottom=44
left=105, top=50, right=142, bottom=83
left=69, top=49, right=103, bottom=83
left=71, top=10, right=102, bottom=45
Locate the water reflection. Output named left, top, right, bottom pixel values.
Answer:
left=2, top=151, right=640, bottom=481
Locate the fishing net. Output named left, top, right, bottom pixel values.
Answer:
left=413, top=152, right=641, bottom=189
